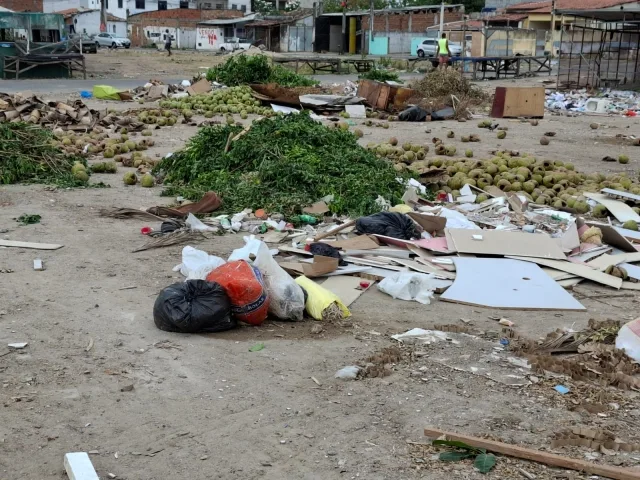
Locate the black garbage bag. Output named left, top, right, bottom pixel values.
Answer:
left=308, top=242, right=347, bottom=266
left=153, top=280, right=236, bottom=333
left=356, top=212, right=419, bottom=240
left=399, top=105, right=429, bottom=122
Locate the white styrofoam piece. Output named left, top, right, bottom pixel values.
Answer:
left=64, top=452, right=99, bottom=480
left=441, top=257, right=585, bottom=311
left=344, top=104, right=366, bottom=118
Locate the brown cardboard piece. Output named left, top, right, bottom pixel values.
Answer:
left=186, top=78, right=212, bottom=96
left=406, top=212, right=446, bottom=233
left=303, top=201, right=329, bottom=215
left=324, top=235, right=379, bottom=250
left=147, top=84, right=169, bottom=99
left=302, top=255, right=339, bottom=277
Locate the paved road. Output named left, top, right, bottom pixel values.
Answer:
left=0, top=73, right=422, bottom=95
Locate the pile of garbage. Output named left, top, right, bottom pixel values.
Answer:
left=0, top=93, right=97, bottom=129
left=156, top=113, right=406, bottom=216
left=546, top=89, right=640, bottom=116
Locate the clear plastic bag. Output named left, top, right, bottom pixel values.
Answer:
left=173, top=246, right=226, bottom=280
left=229, top=236, right=305, bottom=321
left=378, top=272, right=437, bottom=304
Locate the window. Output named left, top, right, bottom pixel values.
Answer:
left=118, top=0, right=123, bottom=7
left=215, top=3, right=223, bottom=8
left=231, top=3, right=237, bottom=8
left=105, top=0, right=108, bottom=8
left=135, top=0, right=145, bottom=8
left=158, top=0, right=167, bottom=9
left=240, top=4, right=246, bottom=12
left=113, top=24, right=116, bottom=32
left=180, top=0, right=189, bottom=7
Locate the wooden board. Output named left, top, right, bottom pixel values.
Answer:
left=320, top=276, right=371, bottom=307
left=620, top=263, right=640, bottom=281
left=423, top=428, right=640, bottom=480
left=440, top=258, right=585, bottom=311
left=584, top=193, right=640, bottom=223
left=447, top=228, right=566, bottom=260
left=0, top=240, right=63, bottom=250
left=541, top=267, right=578, bottom=281
left=322, top=235, right=379, bottom=250
left=491, top=86, right=545, bottom=118
left=508, top=256, right=622, bottom=289
left=346, top=247, right=410, bottom=259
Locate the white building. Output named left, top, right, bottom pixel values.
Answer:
left=43, top=0, right=199, bottom=22
left=196, top=0, right=251, bottom=14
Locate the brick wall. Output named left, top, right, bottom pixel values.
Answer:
left=362, top=10, right=464, bottom=33
left=128, top=8, right=242, bottom=45
left=0, top=0, right=43, bottom=11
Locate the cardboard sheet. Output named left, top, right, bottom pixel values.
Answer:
left=320, top=275, right=371, bottom=306
left=406, top=212, right=447, bottom=233
left=302, top=255, right=339, bottom=277
left=614, top=226, right=640, bottom=242
left=587, top=252, right=640, bottom=270
left=586, top=221, right=638, bottom=252
left=388, top=257, right=456, bottom=280
left=413, top=237, right=454, bottom=254
left=584, top=192, right=640, bottom=223
left=370, top=234, right=416, bottom=249
left=321, top=235, right=379, bottom=250
left=440, top=258, right=586, bottom=311
left=620, top=263, right=640, bottom=281
left=508, top=256, right=623, bottom=289
left=447, top=228, right=566, bottom=260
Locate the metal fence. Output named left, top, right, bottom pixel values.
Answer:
left=557, top=25, right=640, bottom=89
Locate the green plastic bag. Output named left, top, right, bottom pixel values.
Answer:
left=93, top=85, right=122, bottom=100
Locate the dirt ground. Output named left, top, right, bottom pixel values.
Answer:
left=2, top=86, right=640, bottom=480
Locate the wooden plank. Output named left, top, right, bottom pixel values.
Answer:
left=314, top=219, right=357, bottom=241
left=508, top=256, right=622, bottom=289
left=278, top=246, right=313, bottom=256
left=345, top=256, right=404, bottom=271
left=345, top=248, right=411, bottom=259
left=320, top=276, right=371, bottom=307
left=448, top=228, right=566, bottom=260
left=440, top=258, right=585, bottom=311
left=584, top=193, right=640, bottom=223
left=323, top=266, right=371, bottom=276
left=0, top=240, right=63, bottom=250
left=423, top=428, right=640, bottom=480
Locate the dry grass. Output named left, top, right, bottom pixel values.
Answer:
left=411, top=66, right=488, bottom=101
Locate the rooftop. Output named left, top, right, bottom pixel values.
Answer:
left=506, top=0, right=638, bottom=13
left=321, top=4, right=464, bottom=17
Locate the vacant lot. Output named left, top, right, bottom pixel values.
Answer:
left=1, top=83, right=640, bottom=480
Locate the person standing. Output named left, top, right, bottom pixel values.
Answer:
left=438, top=33, right=451, bottom=68
left=165, top=29, right=172, bottom=57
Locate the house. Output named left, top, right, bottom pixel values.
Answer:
left=43, top=0, right=198, bottom=24
left=317, top=5, right=465, bottom=55
left=196, top=13, right=255, bottom=50
left=196, top=0, right=251, bottom=14
left=244, top=9, right=312, bottom=52
left=55, top=7, right=126, bottom=36
left=127, top=7, right=244, bottom=47
left=505, top=0, right=640, bottom=54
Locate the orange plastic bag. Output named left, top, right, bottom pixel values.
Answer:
left=206, top=260, right=270, bottom=325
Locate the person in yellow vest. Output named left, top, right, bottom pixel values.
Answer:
left=438, top=33, right=451, bottom=68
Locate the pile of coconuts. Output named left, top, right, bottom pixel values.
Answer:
left=367, top=139, right=640, bottom=214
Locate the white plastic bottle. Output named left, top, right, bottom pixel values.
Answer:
left=615, top=317, right=640, bottom=362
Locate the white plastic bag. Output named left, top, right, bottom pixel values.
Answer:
left=186, top=213, right=218, bottom=232
left=173, top=246, right=226, bottom=280
left=229, top=236, right=305, bottom=320
left=378, top=272, right=437, bottom=304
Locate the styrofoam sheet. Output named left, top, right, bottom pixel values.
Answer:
left=440, top=258, right=586, bottom=311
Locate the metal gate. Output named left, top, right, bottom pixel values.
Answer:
left=535, top=29, right=546, bottom=56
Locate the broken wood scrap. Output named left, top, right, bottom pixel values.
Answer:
left=313, top=219, right=357, bottom=241
left=423, top=428, right=640, bottom=480
left=132, top=230, right=205, bottom=252
left=100, top=207, right=164, bottom=221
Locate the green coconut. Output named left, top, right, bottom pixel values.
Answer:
left=619, top=154, right=630, bottom=164
left=623, top=220, right=639, bottom=231
left=74, top=170, right=89, bottom=182
left=497, top=131, right=507, bottom=139
left=123, top=172, right=137, bottom=185
left=141, top=174, right=155, bottom=188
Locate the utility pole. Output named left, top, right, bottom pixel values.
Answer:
left=369, top=0, right=374, bottom=42
left=100, top=0, right=107, bottom=32
left=550, top=0, right=556, bottom=55
left=439, top=2, right=444, bottom=38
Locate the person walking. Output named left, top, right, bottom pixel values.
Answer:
left=165, top=30, right=172, bottom=57
left=438, top=33, right=451, bottom=68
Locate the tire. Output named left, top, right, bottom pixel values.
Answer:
left=124, top=45, right=130, bottom=49
left=95, top=41, right=100, bottom=48
left=417, top=49, right=424, bottom=58
left=220, top=46, right=226, bottom=52
left=111, top=42, right=117, bottom=48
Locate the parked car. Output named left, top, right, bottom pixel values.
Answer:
left=219, top=37, right=252, bottom=52
left=69, top=33, right=97, bottom=54
left=94, top=33, right=131, bottom=49
left=416, top=38, right=462, bottom=57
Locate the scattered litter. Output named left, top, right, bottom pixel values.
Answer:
left=554, top=385, right=570, bottom=394
left=391, top=328, right=457, bottom=345
left=7, top=342, right=28, bottom=349
left=249, top=343, right=265, bottom=352
left=335, top=366, right=360, bottom=380
left=64, top=452, right=99, bottom=480
left=378, top=272, right=439, bottom=304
